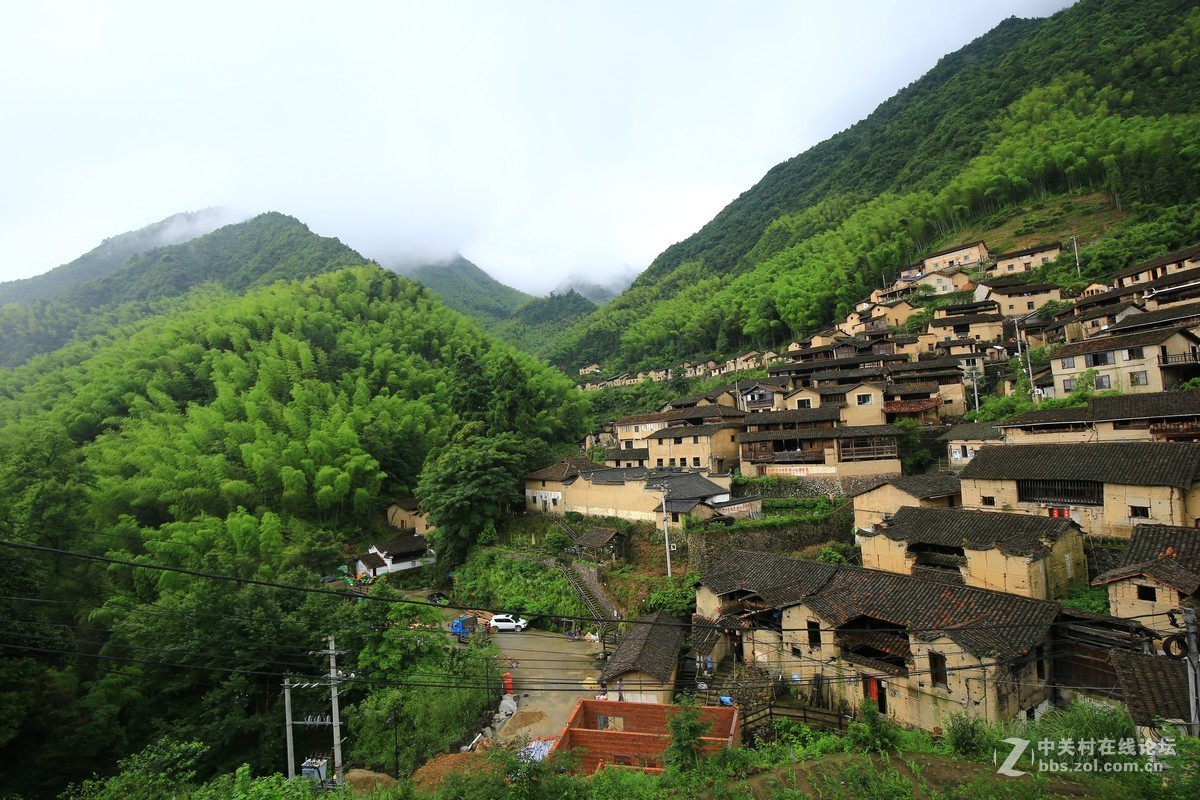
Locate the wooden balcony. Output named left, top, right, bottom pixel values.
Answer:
left=837, top=445, right=899, bottom=461
left=1159, top=352, right=1200, bottom=365
left=749, top=450, right=827, bottom=464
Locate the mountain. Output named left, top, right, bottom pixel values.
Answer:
left=548, top=0, right=1200, bottom=372
left=492, top=290, right=598, bottom=356
left=555, top=270, right=636, bottom=306
left=0, top=212, right=368, bottom=368
left=0, top=208, right=238, bottom=307
left=396, top=254, right=533, bottom=328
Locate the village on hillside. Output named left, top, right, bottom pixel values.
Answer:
left=483, top=238, right=1200, bottom=755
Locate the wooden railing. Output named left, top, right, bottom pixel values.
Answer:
left=1159, top=352, right=1200, bottom=365
left=837, top=445, right=899, bottom=461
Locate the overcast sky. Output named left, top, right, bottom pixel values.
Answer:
left=0, top=1, right=1073, bottom=295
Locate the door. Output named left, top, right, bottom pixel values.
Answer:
left=862, top=675, right=886, bottom=714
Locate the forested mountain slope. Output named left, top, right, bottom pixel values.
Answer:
left=493, top=290, right=598, bottom=357
left=0, top=266, right=588, bottom=795
left=397, top=254, right=532, bottom=328
left=0, top=208, right=233, bottom=307
left=549, top=0, right=1200, bottom=371
left=0, top=213, right=367, bottom=368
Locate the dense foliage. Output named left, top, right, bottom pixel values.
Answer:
left=398, top=255, right=532, bottom=329
left=450, top=550, right=589, bottom=623
left=0, top=266, right=588, bottom=797
left=0, top=213, right=369, bottom=368
left=0, top=208, right=230, bottom=307
left=549, top=0, right=1200, bottom=371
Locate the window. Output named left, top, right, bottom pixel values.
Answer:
left=790, top=645, right=804, bottom=658
left=807, top=620, right=822, bottom=648
left=981, top=495, right=996, bottom=506
left=633, top=425, right=640, bottom=432
left=692, top=436, right=699, bottom=444
left=1027, top=301, right=1036, bottom=310
left=797, top=398, right=812, bottom=409
left=1136, top=584, right=1157, bottom=602
left=730, top=434, right=736, bottom=443
left=623, top=441, right=633, bottom=450
left=1129, top=505, right=1150, bottom=518
left=1017, top=479, right=1103, bottom=505
left=929, top=652, right=948, bottom=688
left=1123, top=347, right=1143, bottom=361
left=856, top=393, right=873, bottom=406
left=692, top=457, right=701, bottom=467
left=670, top=512, right=680, bottom=523
left=1062, top=379, right=1076, bottom=392
left=1035, top=645, right=1045, bottom=680
left=1007, top=264, right=1015, bottom=272
left=1008, top=304, right=1015, bottom=311
left=1061, top=356, right=1075, bottom=369
left=1086, top=351, right=1115, bottom=367
left=656, top=459, right=663, bottom=467
left=551, top=497, right=558, bottom=507
left=673, top=437, right=683, bottom=445
left=668, top=458, right=676, bottom=467
left=1130, top=371, right=1149, bottom=386
left=1094, top=375, right=1112, bottom=390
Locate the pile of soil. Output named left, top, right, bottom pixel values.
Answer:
left=410, top=750, right=491, bottom=790
left=503, top=709, right=547, bottom=732
left=344, top=768, right=396, bottom=793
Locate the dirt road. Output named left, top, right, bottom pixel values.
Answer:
left=490, top=629, right=605, bottom=741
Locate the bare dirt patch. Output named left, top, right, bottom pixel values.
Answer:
left=504, top=709, right=547, bottom=732
left=410, top=750, right=491, bottom=790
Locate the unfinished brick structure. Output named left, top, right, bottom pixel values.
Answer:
left=549, top=699, right=739, bottom=774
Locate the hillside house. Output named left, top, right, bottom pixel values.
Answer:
left=579, top=363, right=602, bottom=375
left=988, top=243, right=1061, bottom=277
left=524, top=465, right=754, bottom=532
left=604, top=446, right=648, bottom=469
left=923, top=241, right=989, bottom=273
left=915, top=269, right=969, bottom=295
left=352, top=533, right=434, bottom=577
left=983, top=283, right=1064, bottom=317
left=852, top=474, right=962, bottom=532
left=598, top=610, right=685, bottom=703
left=1092, top=523, right=1200, bottom=638
left=1105, top=299, right=1200, bottom=337
left=644, top=422, right=743, bottom=473
left=1110, top=243, right=1200, bottom=290
left=1050, top=327, right=1200, bottom=395
left=927, top=312, right=1005, bottom=342
left=958, top=442, right=1200, bottom=538
left=993, top=391, right=1200, bottom=445
left=738, top=417, right=902, bottom=479
left=859, top=506, right=1086, bottom=600
left=574, top=527, right=628, bottom=562
left=695, top=550, right=1056, bottom=730
left=939, top=422, right=1003, bottom=468
left=882, top=382, right=946, bottom=425
left=386, top=498, right=435, bottom=535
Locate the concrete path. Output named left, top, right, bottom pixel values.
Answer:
left=490, top=629, right=605, bottom=741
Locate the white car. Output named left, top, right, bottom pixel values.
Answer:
left=489, top=614, right=529, bottom=632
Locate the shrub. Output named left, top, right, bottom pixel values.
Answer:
left=846, top=700, right=901, bottom=754
left=943, top=712, right=1001, bottom=759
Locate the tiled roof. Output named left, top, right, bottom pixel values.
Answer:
left=1106, top=300, right=1200, bottom=333
left=744, top=407, right=842, bottom=425
left=642, top=471, right=728, bottom=500
left=801, top=568, right=1057, bottom=661
left=575, top=527, right=623, bottom=549
left=924, top=240, right=987, bottom=259
left=987, top=283, right=1060, bottom=296
left=937, top=300, right=1000, bottom=315
left=1088, top=391, right=1200, bottom=421
left=996, top=407, right=1091, bottom=427
left=993, top=243, right=1061, bottom=261
left=376, top=534, right=428, bottom=559
left=1092, top=524, right=1200, bottom=594
left=889, top=357, right=964, bottom=372
left=1052, top=326, right=1193, bottom=358
left=938, top=422, right=1002, bottom=441
left=1109, top=243, right=1200, bottom=280
left=644, top=423, right=734, bottom=440
left=356, top=552, right=386, bottom=569
left=810, top=367, right=888, bottom=382
left=871, top=506, right=1075, bottom=558
left=1142, top=263, right=1200, bottom=291
left=525, top=457, right=610, bottom=482
left=959, top=442, right=1200, bottom=489
left=738, top=425, right=898, bottom=444
left=882, top=474, right=962, bottom=500
left=887, top=382, right=940, bottom=395
left=883, top=397, right=942, bottom=413
left=392, top=497, right=420, bottom=511
left=928, top=314, right=1003, bottom=328
left=699, top=550, right=838, bottom=597
left=605, top=447, right=649, bottom=461
left=600, top=610, right=685, bottom=684
left=1109, top=650, right=1192, bottom=725
left=588, top=466, right=651, bottom=484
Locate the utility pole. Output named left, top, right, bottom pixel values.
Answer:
left=325, top=636, right=345, bottom=783
left=283, top=679, right=296, bottom=779
left=1070, top=235, right=1081, bottom=277
left=1184, top=607, right=1199, bottom=738
left=661, top=487, right=672, bottom=578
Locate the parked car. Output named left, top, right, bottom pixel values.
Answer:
left=488, top=613, right=529, bottom=632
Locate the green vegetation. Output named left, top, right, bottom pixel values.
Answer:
left=398, top=254, right=532, bottom=329
left=450, top=549, right=589, bottom=623
left=549, top=2, right=1200, bottom=371
left=0, top=266, right=587, bottom=796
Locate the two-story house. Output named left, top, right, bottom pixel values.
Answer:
left=1049, top=327, right=1200, bottom=395
left=988, top=243, right=1061, bottom=278
left=1092, top=523, right=1199, bottom=638
left=958, top=442, right=1200, bottom=537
